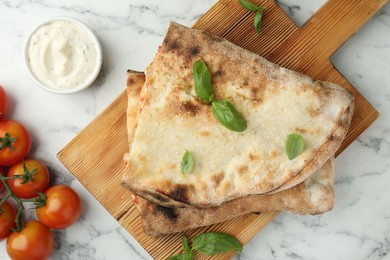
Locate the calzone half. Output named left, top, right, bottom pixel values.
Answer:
left=122, top=22, right=354, bottom=208
left=124, top=70, right=335, bottom=237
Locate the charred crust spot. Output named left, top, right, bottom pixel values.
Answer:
left=211, top=172, right=224, bottom=187
left=169, top=185, right=191, bottom=204
left=164, top=37, right=179, bottom=51
left=189, top=46, right=200, bottom=56
left=213, top=70, right=222, bottom=78
left=154, top=205, right=177, bottom=221
left=127, top=78, right=135, bottom=86
left=250, top=87, right=263, bottom=102
left=236, top=165, right=248, bottom=175
left=180, top=101, right=200, bottom=116
left=169, top=41, right=179, bottom=50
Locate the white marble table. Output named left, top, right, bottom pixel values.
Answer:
left=0, top=0, right=389, bottom=259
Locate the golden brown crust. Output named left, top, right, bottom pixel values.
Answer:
left=123, top=71, right=335, bottom=237
left=122, top=22, right=354, bottom=208
left=270, top=101, right=354, bottom=193
left=139, top=159, right=334, bottom=237
left=125, top=70, right=145, bottom=152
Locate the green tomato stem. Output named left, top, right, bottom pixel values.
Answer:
left=0, top=132, right=16, bottom=151
left=0, top=172, right=25, bottom=232
left=0, top=193, right=11, bottom=210
left=3, top=175, right=25, bottom=180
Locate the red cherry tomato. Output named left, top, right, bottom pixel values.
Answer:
left=0, top=167, right=6, bottom=192
left=6, top=220, right=53, bottom=260
left=7, top=159, right=50, bottom=199
left=0, top=201, right=16, bottom=240
left=0, top=120, right=31, bottom=166
left=36, top=185, right=82, bottom=229
left=0, top=86, right=8, bottom=120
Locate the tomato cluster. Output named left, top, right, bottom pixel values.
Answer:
left=0, top=85, right=82, bottom=259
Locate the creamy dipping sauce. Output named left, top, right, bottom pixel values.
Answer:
left=27, top=19, right=99, bottom=90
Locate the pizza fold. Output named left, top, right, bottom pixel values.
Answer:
left=124, top=70, right=335, bottom=237
left=121, top=22, right=354, bottom=208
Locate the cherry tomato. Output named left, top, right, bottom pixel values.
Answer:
left=7, top=159, right=50, bottom=199
left=6, top=220, right=53, bottom=260
left=0, top=120, right=31, bottom=166
left=0, top=201, right=16, bottom=240
left=0, top=85, right=8, bottom=120
left=36, top=185, right=81, bottom=229
left=0, top=167, right=6, bottom=192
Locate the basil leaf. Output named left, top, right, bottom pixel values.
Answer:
left=211, top=100, right=247, bottom=132
left=182, top=236, right=191, bottom=256
left=191, top=232, right=242, bottom=256
left=239, top=0, right=260, bottom=11
left=285, top=133, right=304, bottom=160
left=168, top=236, right=194, bottom=260
left=180, top=150, right=194, bottom=174
left=193, top=60, right=214, bottom=104
left=167, top=253, right=192, bottom=260
left=254, top=10, right=263, bottom=33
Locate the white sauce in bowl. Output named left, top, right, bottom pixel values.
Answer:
left=26, top=19, right=102, bottom=93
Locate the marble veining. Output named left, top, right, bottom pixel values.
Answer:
left=0, top=0, right=389, bottom=259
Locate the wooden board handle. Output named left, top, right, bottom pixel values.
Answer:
left=285, top=0, right=389, bottom=63
left=266, top=0, right=388, bottom=72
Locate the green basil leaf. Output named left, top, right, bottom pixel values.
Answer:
left=168, top=236, right=194, bottom=260
left=211, top=100, right=247, bottom=132
left=239, top=0, right=260, bottom=11
left=193, top=60, right=214, bottom=104
left=191, top=232, right=242, bottom=256
left=167, top=253, right=193, bottom=260
left=180, top=150, right=194, bottom=174
left=285, top=133, right=305, bottom=160
left=254, top=10, right=263, bottom=33
left=182, top=236, right=191, bottom=256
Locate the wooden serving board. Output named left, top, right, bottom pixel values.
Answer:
left=57, top=0, right=387, bottom=259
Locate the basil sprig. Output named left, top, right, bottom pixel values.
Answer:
left=180, top=150, right=194, bottom=174
left=192, top=232, right=243, bottom=255
left=212, top=100, right=247, bottom=132
left=285, top=133, right=304, bottom=160
left=193, top=60, right=247, bottom=132
left=168, top=232, right=242, bottom=259
left=239, top=0, right=266, bottom=33
left=168, top=236, right=193, bottom=260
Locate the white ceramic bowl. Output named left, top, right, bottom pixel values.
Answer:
left=24, top=17, right=103, bottom=94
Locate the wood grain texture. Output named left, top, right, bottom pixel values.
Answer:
left=57, top=0, right=386, bottom=259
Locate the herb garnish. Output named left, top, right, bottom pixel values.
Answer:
left=193, top=60, right=247, bottom=132
left=285, top=133, right=304, bottom=160
left=180, top=150, right=194, bottom=174
left=193, top=60, right=214, bottom=104
left=239, top=0, right=266, bottom=33
left=212, top=100, right=247, bottom=132
left=168, top=232, right=242, bottom=259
